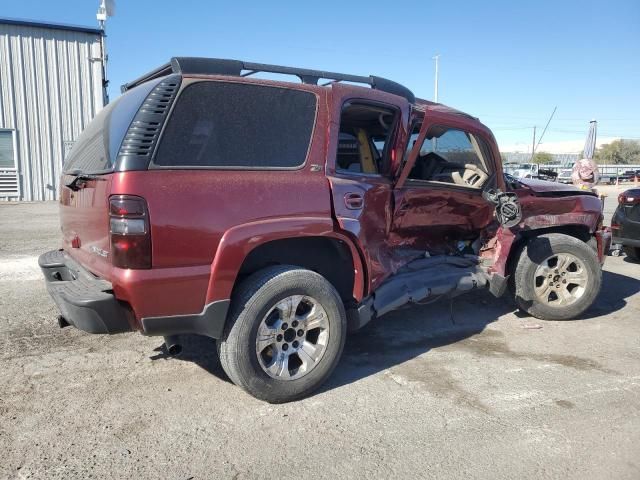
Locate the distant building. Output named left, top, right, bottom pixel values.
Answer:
left=501, top=152, right=581, bottom=165
left=499, top=137, right=621, bottom=166
left=0, top=18, right=106, bottom=201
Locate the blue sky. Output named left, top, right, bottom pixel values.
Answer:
left=3, top=0, right=639, bottom=151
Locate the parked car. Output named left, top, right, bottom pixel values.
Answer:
left=599, top=169, right=640, bottom=185
left=612, top=188, right=640, bottom=261
left=39, top=57, right=611, bottom=402
left=504, top=162, right=538, bottom=178
left=557, top=163, right=575, bottom=183
left=504, top=163, right=558, bottom=182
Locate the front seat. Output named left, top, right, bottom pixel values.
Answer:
left=452, top=164, right=489, bottom=188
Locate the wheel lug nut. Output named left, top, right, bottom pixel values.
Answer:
left=297, top=329, right=304, bottom=337
left=276, top=334, right=283, bottom=342
left=281, top=323, right=288, bottom=330
left=292, top=341, right=299, bottom=348
left=282, top=343, right=289, bottom=351
left=562, top=280, right=566, bottom=283
left=292, top=320, right=298, bottom=327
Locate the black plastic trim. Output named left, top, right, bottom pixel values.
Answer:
left=141, top=300, right=230, bottom=339
left=613, top=236, right=640, bottom=248
left=39, top=250, right=132, bottom=335
left=114, top=74, right=182, bottom=171
left=121, top=56, right=415, bottom=103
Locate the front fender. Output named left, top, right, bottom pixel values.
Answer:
left=205, top=217, right=365, bottom=303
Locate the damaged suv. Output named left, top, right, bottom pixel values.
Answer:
left=40, top=58, right=611, bottom=402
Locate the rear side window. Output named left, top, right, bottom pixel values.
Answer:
left=63, top=78, right=161, bottom=174
left=154, top=82, right=317, bottom=168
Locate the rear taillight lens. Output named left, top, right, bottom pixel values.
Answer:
left=109, top=195, right=151, bottom=269
left=619, top=192, right=639, bottom=204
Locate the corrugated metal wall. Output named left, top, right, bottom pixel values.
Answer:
left=0, top=23, right=104, bottom=201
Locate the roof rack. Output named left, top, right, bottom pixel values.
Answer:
left=121, top=57, right=415, bottom=103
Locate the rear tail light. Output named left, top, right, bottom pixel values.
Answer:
left=109, top=195, right=151, bottom=269
left=618, top=192, right=639, bottom=204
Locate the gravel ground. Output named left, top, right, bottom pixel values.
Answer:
left=1, top=201, right=639, bottom=480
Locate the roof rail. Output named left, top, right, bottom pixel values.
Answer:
left=121, top=57, right=415, bottom=103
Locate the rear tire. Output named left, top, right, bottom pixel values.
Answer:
left=513, top=233, right=602, bottom=320
left=218, top=266, right=346, bottom=403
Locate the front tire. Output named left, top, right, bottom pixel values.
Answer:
left=218, top=266, right=347, bottom=403
left=513, top=233, right=602, bottom=320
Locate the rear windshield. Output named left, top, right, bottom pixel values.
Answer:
left=153, top=81, right=317, bottom=169
left=63, top=78, right=161, bottom=174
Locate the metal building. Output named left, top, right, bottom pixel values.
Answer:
left=0, top=18, right=106, bottom=201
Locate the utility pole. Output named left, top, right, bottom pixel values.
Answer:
left=433, top=54, right=440, bottom=102
left=530, top=105, right=557, bottom=164
left=530, top=126, right=536, bottom=162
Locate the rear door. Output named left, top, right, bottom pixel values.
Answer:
left=392, top=110, right=498, bottom=255
left=326, top=85, right=410, bottom=291
left=59, top=78, right=163, bottom=276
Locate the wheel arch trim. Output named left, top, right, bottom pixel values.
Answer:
left=205, top=216, right=366, bottom=304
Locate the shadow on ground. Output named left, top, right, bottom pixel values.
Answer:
left=149, top=268, right=640, bottom=394
left=582, top=269, right=640, bottom=319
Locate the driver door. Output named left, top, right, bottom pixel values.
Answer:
left=391, top=111, right=498, bottom=255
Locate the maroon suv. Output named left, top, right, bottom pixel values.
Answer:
left=40, top=57, right=611, bottom=402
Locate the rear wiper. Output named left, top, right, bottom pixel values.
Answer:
left=65, top=171, right=105, bottom=191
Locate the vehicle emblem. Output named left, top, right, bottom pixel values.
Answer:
left=90, top=245, right=109, bottom=258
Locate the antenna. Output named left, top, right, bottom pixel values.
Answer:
left=96, top=0, right=115, bottom=104
left=96, top=0, right=115, bottom=30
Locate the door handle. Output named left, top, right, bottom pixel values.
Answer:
left=344, top=192, right=364, bottom=210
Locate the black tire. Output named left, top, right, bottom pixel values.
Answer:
left=623, top=246, right=640, bottom=262
left=513, top=233, right=602, bottom=320
left=218, top=265, right=347, bottom=403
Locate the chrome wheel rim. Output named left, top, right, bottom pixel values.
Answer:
left=533, top=253, right=588, bottom=307
left=256, top=295, right=330, bottom=380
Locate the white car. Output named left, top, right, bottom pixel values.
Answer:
left=504, top=163, right=539, bottom=179
left=557, top=163, right=575, bottom=183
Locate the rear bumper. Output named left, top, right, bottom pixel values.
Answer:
left=612, top=205, right=640, bottom=248
left=39, top=249, right=230, bottom=338
left=613, top=236, right=640, bottom=248
left=39, top=250, right=133, bottom=334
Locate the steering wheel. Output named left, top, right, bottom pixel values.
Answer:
left=452, top=164, right=489, bottom=188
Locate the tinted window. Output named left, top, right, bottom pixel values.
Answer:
left=154, top=82, right=317, bottom=168
left=63, top=77, right=160, bottom=174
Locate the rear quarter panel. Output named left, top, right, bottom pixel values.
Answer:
left=109, top=84, right=333, bottom=320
